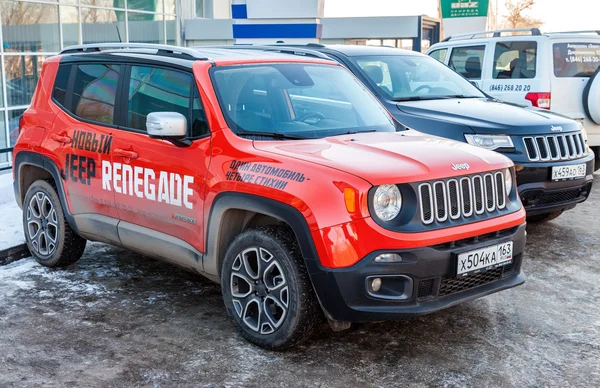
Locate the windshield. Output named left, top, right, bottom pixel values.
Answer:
left=211, top=64, right=398, bottom=139
left=352, top=55, right=486, bottom=101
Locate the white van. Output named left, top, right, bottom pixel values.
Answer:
left=427, top=28, right=600, bottom=167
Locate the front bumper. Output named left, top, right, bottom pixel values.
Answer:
left=515, top=152, right=594, bottom=216
left=309, top=223, right=526, bottom=322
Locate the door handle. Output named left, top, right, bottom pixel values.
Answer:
left=114, top=148, right=138, bottom=159
left=51, top=134, right=72, bottom=144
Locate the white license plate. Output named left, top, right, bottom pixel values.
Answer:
left=552, top=164, right=586, bottom=181
left=456, top=241, right=513, bottom=277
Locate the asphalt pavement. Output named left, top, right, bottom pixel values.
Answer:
left=1, top=176, right=599, bottom=387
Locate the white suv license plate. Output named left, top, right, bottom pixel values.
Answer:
left=552, top=164, right=586, bottom=181
left=456, top=241, right=513, bottom=277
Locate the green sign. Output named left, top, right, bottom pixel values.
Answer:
left=440, top=0, right=489, bottom=18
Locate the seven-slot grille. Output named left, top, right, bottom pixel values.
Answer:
left=523, top=132, right=587, bottom=161
left=418, top=171, right=507, bottom=225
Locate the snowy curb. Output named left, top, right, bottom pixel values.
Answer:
left=0, top=244, right=30, bottom=266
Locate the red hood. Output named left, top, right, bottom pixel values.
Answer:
left=253, top=130, right=513, bottom=186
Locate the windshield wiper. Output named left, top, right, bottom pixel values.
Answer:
left=237, top=130, right=310, bottom=140
left=393, top=95, right=482, bottom=102
left=330, top=129, right=378, bottom=136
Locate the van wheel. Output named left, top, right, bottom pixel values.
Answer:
left=221, top=226, right=320, bottom=350
left=527, top=210, right=563, bottom=224
left=23, top=180, right=87, bottom=267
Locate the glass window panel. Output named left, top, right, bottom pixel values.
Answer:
left=8, top=109, right=26, bottom=148
left=127, top=66, right=192, bottom=131
left=80, top=0, right=116, bottom=7
left=553, top=42, right=600, bottom=78
left=196, top=0, right=204, bottom=17
left=128, top=12, right=162, bottom=44
left=128, top=0, right=160, bottom=12
left=165, top=0, right=176, bottom=14
left=0, top=113, right=7, bottom=164
left=0, top=63, right=4, bottom=107
left=61, top=5, right=80, bottom=48
left=4, top=55, right=44, bottom=107
left=191, top=87, right=209, bottom=138
left=1, top=1, right=59, bottom=52
left=165, top=14, right=177, bottom=45
left=72, top=64, right=120, bottom=125
left=81, top=8, right=125, bottom=44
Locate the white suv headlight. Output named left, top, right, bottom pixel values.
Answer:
left=465, top=134, right=514, bottom=151
left=373, top=184, right=402, bottom=221
left=504, top=168, right=513, bottom=195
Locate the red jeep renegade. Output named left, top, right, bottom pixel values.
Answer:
left=13, top=44, right=526, bottom=349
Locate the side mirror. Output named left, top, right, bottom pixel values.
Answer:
left=146, top=112, right=187, bottom=138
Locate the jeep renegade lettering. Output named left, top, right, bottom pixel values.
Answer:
left=13, top=44, right=526, bottom=349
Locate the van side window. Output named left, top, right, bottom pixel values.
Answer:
left=448, top=45, right=485, bottom=79
left=127, top=66, right=194, bottom=132
left=429, top=49, right=448, bottom=63
left=52, top=64, right=71, bottom=108
left=493, top=41, right=537, bottom=79
left=72, top=64, right=120, bottom=125
left=553, top=42, right=600, bottom=77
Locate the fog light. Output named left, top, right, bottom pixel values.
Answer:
left=371, top=278, right=382, bottom=292
left=374, top=253, right=403, bottom=263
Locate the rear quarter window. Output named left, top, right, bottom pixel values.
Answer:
left=429, top=48, right=448, bottom=63
left=448, top=45, right=485, bottom=79
left=553, top=42, right=600, bottom=77
left=72, top=64, right=120, bottom=125
left=52, top=64, right=71, bottom=107
left=493, top=41, right=537, bottom=79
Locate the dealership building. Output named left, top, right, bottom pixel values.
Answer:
left=0, top=0, right=440, bottom=164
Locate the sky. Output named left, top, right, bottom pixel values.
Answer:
left=324, top=0, right=599, bottom=33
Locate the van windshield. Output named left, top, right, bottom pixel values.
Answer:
left=211, top=64, right=398, bottom=139
left=352, top=55, right=486, bottom=101
left=553, top=42, right=600, bottom=77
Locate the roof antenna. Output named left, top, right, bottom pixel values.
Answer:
left=116, top=25, right=123, bottom=43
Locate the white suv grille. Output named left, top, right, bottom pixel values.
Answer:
left=418, top=171, right=507, bottom=225
left=523, top=133, right=587, bottom=161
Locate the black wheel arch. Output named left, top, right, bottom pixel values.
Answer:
left=203, top=192, right=322, bottom=279
left=13, top=151, right=81, bottom=235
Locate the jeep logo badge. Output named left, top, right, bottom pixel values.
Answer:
left=551, top=125, right=563, bottom=132
left=452, top=163, right=470, bottom=171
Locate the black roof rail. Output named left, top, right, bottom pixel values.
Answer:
left=442, top=28, right=541, bottom=42
left=60, top=43, right=209, bottom=60
left=544, top=30, right=600, bottom=35
left=216, top=45, right=332, bottom=60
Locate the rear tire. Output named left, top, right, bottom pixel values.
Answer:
left=527, top=210, right=563, bottom=224
left=221, top=226, right=320, bottom=350
left=593, top=146, right=599, bottom=172
left=23, top=180, right=87, bottom=267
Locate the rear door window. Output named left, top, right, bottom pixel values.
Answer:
left=448, top=45, right=486, bottom=79
left=493, top=41, right=537, bottom=79
left=553, top=42, right=600, bottom=77
left=72, top=64, right=120, bottom=125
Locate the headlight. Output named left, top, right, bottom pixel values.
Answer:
left=503, top=168, right=513, bottom=195
left=373, top=184, right=402, bottom=221
left=465, top=134, right=514, bottom=151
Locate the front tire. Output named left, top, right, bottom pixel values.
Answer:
left=221, top=226, right=320, bottom=350
left=23, top=180, right=87, bottom=267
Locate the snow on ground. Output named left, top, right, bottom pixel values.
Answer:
left=0, top=171, right=24, bottom=250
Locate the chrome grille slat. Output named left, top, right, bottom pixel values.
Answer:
left=495, top=172, right=506, bottom=209
left=447, top=179, right=461, bottom=220
left=418, top=171, right=509, bottom=225
left=419, top=183, right=434, bottom=225
left=459, top=178, right=473, bottom=217
left=523, top=132, right=588, bottom=162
